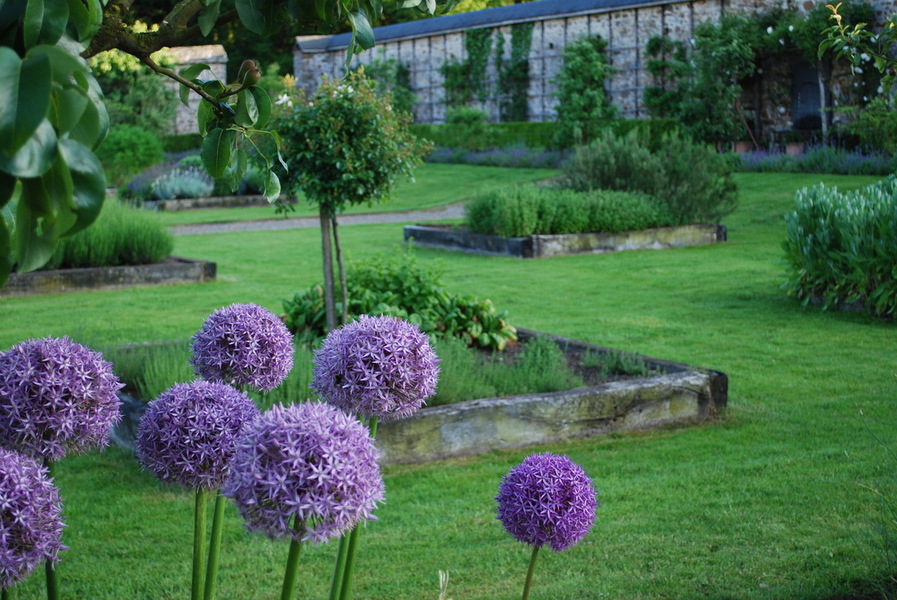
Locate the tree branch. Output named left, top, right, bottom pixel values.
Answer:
left=138, top=53, right=224, bottom=115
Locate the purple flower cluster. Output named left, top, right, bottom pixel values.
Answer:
left=0, top=337, right=122, bottom=462
left=136, top=381, right=260, bottom=491
left=191, top=303, right=294, bottom=392
left=0, top=448, right=65, bottom=588
left=223, top=402, right=384, bottom=544
left=496, top=453, right=597, bottom=552
left=311, top=315, right=439, bottom=420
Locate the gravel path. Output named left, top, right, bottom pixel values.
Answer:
left=169, top=202, right=465, bottom=235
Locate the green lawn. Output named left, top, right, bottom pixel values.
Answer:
left=2, top=172, right=896, bottom=599
left=151, top=163, right=559, bottom=227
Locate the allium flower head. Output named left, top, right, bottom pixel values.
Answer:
left=136, top=380, right=260, bottom=491
left=0, top=447, right=65, bottom=588
left=191, top=303, right=294, bottom=392
left=496, top=452, right=597, bottom=552
left=311, top=315, right=439, bottom=420
left=223, top=402, right=384, bottom=544
left=0, top=337, right=123, bottom=461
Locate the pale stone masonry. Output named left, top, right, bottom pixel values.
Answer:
left=293, top=0, right=897, bottom=131
left=164, top=45, right=228, bottom=135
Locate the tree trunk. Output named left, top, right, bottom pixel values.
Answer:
left=331, top=214, right=348, bottom=326
left=319, top=205, right=337, bottom=332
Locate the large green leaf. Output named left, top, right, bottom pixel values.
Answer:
left=0, top=171, right=14, bottom=208
left=0, top=119, right=58, bottom=178
left=198, top=0, right=221, bottom=37
left=58, top=138, right=104, bottom=235
left=0, top=48, right=52, bottom=157
left=235, top=0, right=266, bottom=34
left=24, top=0, right=69, bottom=48
left=68, top=70, right=107, bottom=149
left=28, top=42, right=89, bottom=82
left=15, top=178, right=75, bottom=273
left=234, top=89, right=259, bottom=127
left=48, top=83, right=88, bottom=133
left=0, top=213, right=11, bottom=286
left=348, top=10, right=375, bottom=50
left=178, top=63, right=213, bottom=106
left=65, top=0, right=101, bottom=46
left=264, top=170, right=281, bottom=202
left=202, top=128, right=236, bottom=179
left=248, top=86, right=272, bottom=129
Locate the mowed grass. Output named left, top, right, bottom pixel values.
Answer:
left=2, top=172, right=896, bottom=599
left=151, top=163, right=560, bottom=227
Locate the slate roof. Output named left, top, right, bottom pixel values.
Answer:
left=296, top=0, right=675, bottom=51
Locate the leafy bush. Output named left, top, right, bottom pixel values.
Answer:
left=843, top=97, right=897, bottom=154
left=151, top=167, right=215, bottom=200
left=39, top=201, right=173, bottom=270
left=563, top=130, right=737, bottom=224
left=465, top=186, right=671, bottom=237
left=282, top=249, right=517, bottom=351
left=96, top=125, right=165, bottom=186
left=783, top=177, right=897, bottom=317
left=163, top=133, right=203, bottom=154
left=552, top=35, right=617, bottom=146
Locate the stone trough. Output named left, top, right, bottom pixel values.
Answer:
left=403, top=224, right=727, bottom=258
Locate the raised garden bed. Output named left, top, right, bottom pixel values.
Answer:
left=404, top=223, right=727, bottom=258
left=110, top=329, right=727, bottom=465
left=376, top=329, right=727, bottom=464
left=1, top=256, right=216, bottom=297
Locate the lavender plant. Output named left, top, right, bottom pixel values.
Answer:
left=496, top=452, right=598, bottom=600
left=223, top=402, right=384, bottom=600
left=191, top=303, right=294, bottom=393
left=0, top=448, right=65, bottom=597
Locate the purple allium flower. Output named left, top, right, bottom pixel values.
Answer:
left=223, top=402, right=384, bottom=544
left=496, top=452, right=597, bottom=552
left=311, top=315, right=439, bottom=420
left=0, top=337, right=123, bottom=462
left=191, top=303, right=294, bottom=393
left=0, top=447, right=66, bottom=588
left=135, top=380, right=260, bottom=491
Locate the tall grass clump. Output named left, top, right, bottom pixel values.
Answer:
left=563, top=130, right=738, bottom=224
left=783, top=176, right=897, bottom=316
left=465, top=186, right=671, bottom=237
left=40, top=201, right=173, bottom=270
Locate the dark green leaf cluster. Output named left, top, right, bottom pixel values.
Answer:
left=440, top=28, right=493, bottom=108
left=552, top=36, right=617, bottom=147
left=495, top=23, right=533, bottom=122
left=0, top=0, right=109, bottom=284
left=282, top=249, right=517, bottom=351
left=465, top=186, right=671, bottom=237
left=275, top=70, right=431, bottom=212
left=783, top=177, right=897, bottom=317
left=562, top=130, right=738, bottom=225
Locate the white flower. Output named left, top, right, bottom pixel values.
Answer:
left=275, top=93, right=292, bottom=106
left=767, top=26, right=774, bottom=34
left=779, top=38, right=785, bottom=45
left=854, top=66, right=863, bottom=74
left=861, top=53, right=871, bottom=61
left=878, top=85, right=884, bottom=94
left=788, top=25, right=794, bottom=32
left=777, top=106, right=787, bottom=114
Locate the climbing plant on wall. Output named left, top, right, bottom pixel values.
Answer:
left=496, top=23, right=534, bottom=122
left=440, top=28, right=494, bottom=108
left=552, top=35, right=617, bottom=146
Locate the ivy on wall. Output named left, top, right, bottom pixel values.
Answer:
left=440, top=28, right=494, bottom=108
left=496, top=23, right=534, bottom=122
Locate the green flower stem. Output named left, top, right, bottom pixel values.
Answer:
left=43, top=460, right=58, bottom=600
left=337, top=417, right=378, bottom=600
left=280, top=516, right=305, bottom=600
left=203, top=492, right=226, bottom=600
left=328, top=536, right=349, bottom=600
left=192, top=489, right=210, bottom=600
left=521, top=545, right=541, bottom=600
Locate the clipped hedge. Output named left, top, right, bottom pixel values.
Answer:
left=465, top=186, right=671, bottom=237
left=783, top=177, right=897, bottom=317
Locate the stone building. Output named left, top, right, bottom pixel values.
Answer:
left=293, top=0, right=895, bottom=139
left=164, top=45, right=228, bottom=135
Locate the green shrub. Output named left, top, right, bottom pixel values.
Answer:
left=552, top=35, right=617, bottom=146
left=163, top=133, right=203, bottom=153
left=563, top=130, right=737, bottom=224
left=783, top=177, right=897, bottom=317
left=465, top=186, right=672, bottom=237
left=844, top=97, right=897, bottom=154
left=282, top=249, right=517, bottom=351
left=151, top=167, right=215, bottom=200
left=96, top=125, right=165, bottom=186
left=40, top=201, right=173, bottom=270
